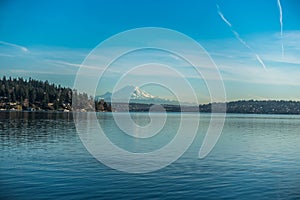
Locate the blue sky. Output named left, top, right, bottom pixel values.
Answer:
left=0, top=0, right=300, bottom=103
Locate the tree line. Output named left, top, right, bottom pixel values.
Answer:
left=0, top=76, right=111, bottom=112
left=1, top=76, right=299, bottom=114
left=199, top=100, right=300, bottom=114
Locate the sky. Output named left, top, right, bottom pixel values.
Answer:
left=0, top=0, right=300, bottom=103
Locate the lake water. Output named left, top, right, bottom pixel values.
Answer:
left=1, top=111, right=300, bottom=199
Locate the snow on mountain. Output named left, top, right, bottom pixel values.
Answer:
left=130, top=86, right=156, bottom=99
left=97, top=85, right=178, bottom=104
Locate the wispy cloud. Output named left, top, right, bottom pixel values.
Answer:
left=0, top=53, right=13, bottom=57
left=233, top=31, right=300, bottom=65
left=219, top=62, right=300, bottom=86
left=10, top=69, right=65, bottom=75
left=49, top=59, right=124, bottom=76
left=0, top=40, right=29, bottom=52
left=2, top=30, right=300, bottom=101
left=216, top=4, right=267, bottom=70
left=203, top=30, right=300, bottom=86
left=51, top=60, right=88, bottom=69
left=277, top=0, right=284, bottom=58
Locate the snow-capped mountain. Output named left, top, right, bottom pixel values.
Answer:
left=97, top=85, right=178, bottom=104
left=130, top=86, right=156, bottom=99
left=112, top=85, right=156, bottom=100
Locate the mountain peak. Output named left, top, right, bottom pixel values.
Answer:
left=98, top=85, right=178, bottom=105
left=114, top=85, right=156, bottom=99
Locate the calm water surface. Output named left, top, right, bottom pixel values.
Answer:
left=1, top=112, right=300, bottom=199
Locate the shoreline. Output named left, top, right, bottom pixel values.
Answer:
left=1, top=109, right=300, bottom=116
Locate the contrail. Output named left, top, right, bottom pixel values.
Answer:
left=255, top=54, right=267, bottom=69
left=0, top=40, right=29, bottom=52
left=216, top=4, right=232, bottom=27
left=216, top=4, right=267, bottom=70
left=232, top=30, right=267, bottom=69
left=232, top=30, right=251, bottom=50
left=277, top=0, right=284, bottom=58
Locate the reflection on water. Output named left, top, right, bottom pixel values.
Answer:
left=0, top=111, right=300, bottom=199
left=0, top=112, right=73, bottom=144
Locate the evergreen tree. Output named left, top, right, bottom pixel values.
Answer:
left=0, top=76, right=111, bottom=111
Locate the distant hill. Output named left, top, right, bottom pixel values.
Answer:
left=199, top=100, right=300, bottom=114
left=110, top=100, right=300, bottom=114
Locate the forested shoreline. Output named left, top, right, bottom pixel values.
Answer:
left=0, top=76, right=111, bottom=112
left=1, top=76, right=300, bottom=114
